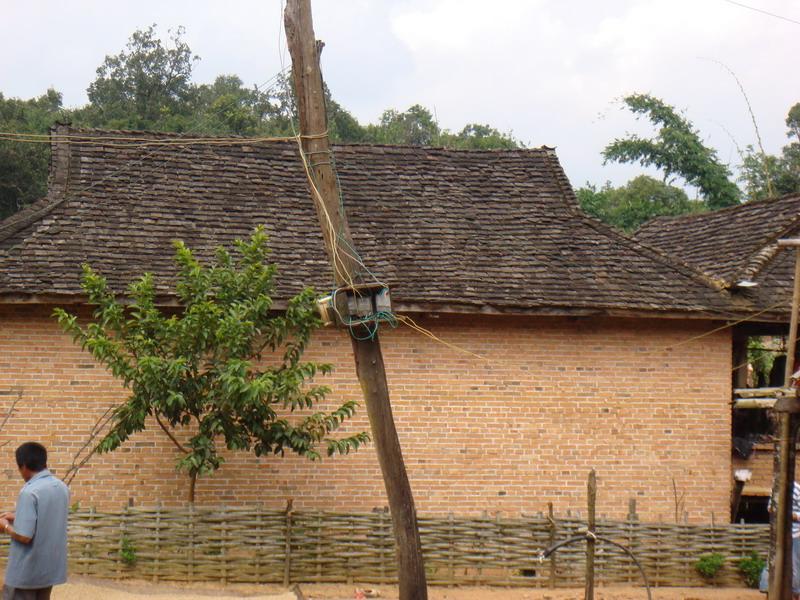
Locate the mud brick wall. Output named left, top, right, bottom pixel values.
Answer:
left=0, top=305, right=731, bottom=522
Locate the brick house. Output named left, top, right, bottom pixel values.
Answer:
left=0, top=126, right=771, bottom=522
left=636, top=194, right=800, bottom=521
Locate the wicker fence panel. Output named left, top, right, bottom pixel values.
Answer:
left=0, top=507, right=772, bottom=587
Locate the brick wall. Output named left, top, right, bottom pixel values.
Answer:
left=0, top=305, right=732, bottom=522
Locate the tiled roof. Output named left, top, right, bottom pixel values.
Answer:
left=635, top=194, right=800, bottom=319
left=0, top=126, right=739, bottom=317
left=635, top=194, right=800, bottom=285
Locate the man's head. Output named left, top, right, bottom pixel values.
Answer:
left=15, top=442, right=47, bottom=481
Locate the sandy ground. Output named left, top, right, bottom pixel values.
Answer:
left=49, top=578, right=766, bottom=600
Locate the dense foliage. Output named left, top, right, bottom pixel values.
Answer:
left=695, top=552, right=726, bottom=582
left=54, top=229, right=368, bottom=501
left=737, top=552, right=766, bottom=589
left=0, top=89, right=65, bottom=219
left=577, top=175, right=704, bottom=232
left=0, top=26, right=518, bottom=219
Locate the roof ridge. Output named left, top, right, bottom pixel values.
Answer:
left=58, top=126, right=553, bottom=154
left=541, top=151, right=729, bottom=293
left=0, top=196, right=66, bottom=244
left=734, top=214, right=800, bottom=284
left=583, top=213, right=728, bottom=292
left=637, top=192, right=800, bottom=235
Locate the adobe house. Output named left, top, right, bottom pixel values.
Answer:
left=0, top=126, right=765, bottom=522
left=636, top=193, right=800, bottom=522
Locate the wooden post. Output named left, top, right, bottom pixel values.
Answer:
left=548, top=502, right=556, bottom=589
left=283, top=3, right=428, bottom=599
left=732, top=330, right=749, bottom=390
left=627, top=498, right=637, bottom=584
left=284, top=499, right=293, bottom=587
left=770, top=242, right=800, bottom=600
left=585, top=470, right=597, bottom=600
left=154, top=503, right=161, bottom=582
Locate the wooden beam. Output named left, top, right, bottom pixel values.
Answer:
left=734, top=398, right=777, bottom=409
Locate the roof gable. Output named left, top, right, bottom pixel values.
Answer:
left=0, top=126, right=736, bottom=317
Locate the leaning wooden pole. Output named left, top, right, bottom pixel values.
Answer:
left=770, top=240, right=800, bottom=600
left=283, top=2, right=428, bottom=599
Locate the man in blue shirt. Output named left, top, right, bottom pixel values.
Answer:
left=0, top=443, right=69, bottom=600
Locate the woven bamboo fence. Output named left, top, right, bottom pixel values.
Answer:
left=0, top=506, right=769, bottom=587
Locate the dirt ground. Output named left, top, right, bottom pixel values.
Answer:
left=51, top=578, right=765, bottom=600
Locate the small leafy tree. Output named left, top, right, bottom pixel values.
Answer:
left=54, top=228, right=368, bottom=502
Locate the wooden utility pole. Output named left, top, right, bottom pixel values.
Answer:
left=770, top=239, right=800, bottom=600
left=283, top=2, right=428, bottom=599
left=585, top=470, right=597, bottom=600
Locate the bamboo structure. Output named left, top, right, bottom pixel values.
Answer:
left=0, top=506, right=768, bottom=588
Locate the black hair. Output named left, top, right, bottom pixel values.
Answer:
left=15, top=442, right=47, bottom=472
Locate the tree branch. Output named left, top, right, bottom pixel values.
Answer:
left=0, top=388, right=24, bottom=448
left=63, top=404, right=116, bottom=486
left=155, top=413, right=189, bottom=454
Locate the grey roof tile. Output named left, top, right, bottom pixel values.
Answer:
left=0, top=127, right=737, bottom=316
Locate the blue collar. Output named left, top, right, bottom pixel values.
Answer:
left=24, top=469, right=51, bottom=487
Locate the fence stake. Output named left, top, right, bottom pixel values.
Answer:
left=585, top=469, right=597, bottom=600
left=347, top=514, right=354, bottom=585
left=256, top=504, right=264, bottom=583
left=222, top=506, right=229, bottom=585
left=188, top=503, right=196, bottom=582
left=627, top=498, right=637, bottom=584
left=283, top=499, right=293, bottom=587
left=316, top=513, right=323, bottom=582
left=548, top=502, right=556, bottom=589
left=379, top=511, right=387, bottom=584
left=448, top=512, right=455, bottom=586
left=154, top=502, right=161, bottom=582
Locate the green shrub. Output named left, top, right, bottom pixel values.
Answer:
left=738, top=552, right=766, bottom=588
left=695, top=553, right=726, bottom=581
left=120, top=535, right=137, bottom=566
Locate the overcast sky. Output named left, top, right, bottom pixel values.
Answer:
left=2, top=0, right=798, bottom=192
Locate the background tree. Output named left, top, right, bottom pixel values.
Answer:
left=0, top=26, right=520, bottom=221
left=604, top=93, right=741, bottom=210
left=54, top=228, right=368, bottom=502
left=364, top=104, right=441, bottom=146
left=577, top=175, right=704, bottom=232
left=359, top=104, right=520, bottom=149
left=0, top=89, right=65, bottom=219
left=82, top=25, right=198, bottom=130
left=442, top=123, right=520, bottom=150
left=740, top=102, right=800, bottom=200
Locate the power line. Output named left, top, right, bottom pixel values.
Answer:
left=721, top=0, right=800, bottom=26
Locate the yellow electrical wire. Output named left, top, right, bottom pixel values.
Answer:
left=395, top=314, right=486, bottom=360
left=0, top=130, right=330, bottom=148
left=670, top=299, right=790, bottom=349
